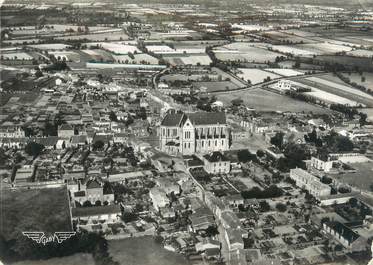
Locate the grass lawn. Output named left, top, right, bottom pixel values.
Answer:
left=217, top=88, right=329, bottom=113
left=231, top=134, right=268, bottom=153
left=109, top=236, right=191, bottom=265
left=10, top=253, right=95, bottom=265
left=0, top=186, right=72, bottom=241
left=332, top=161, right=373, bottom=191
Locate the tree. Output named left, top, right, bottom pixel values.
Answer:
left=270, top=132, right=284, bottom=149
left=92, top=140, right=104, bottom=150
left=256, top=150, right=265, bottom=158
left=122, top=212, right=138, bottom=223
left=338, top=186, right=351, bottom=194
left=276, top=203, right=287, bottom=212
left=259, top=201, right=270, bottom=212
left=349, top=197, right=358, bottom=208
left=231, top=98, right=243, bottom=106
left=321, top=175, right=332, bottom=184
left=237, top=149, right=257, bottom=163
left=109, top=111, right=118, bottom=122
left=325, top=132, right=354, bottom=152
left=95, top=200, right=102, bottom=206
left=25, top=142, right=44, bottom=158
left=205, top=226, right=219, bottom=237
left=83, top=201, right=92, bottom=207
left=35, top=70, right=43, bottom=78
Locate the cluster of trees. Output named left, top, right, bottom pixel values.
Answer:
left=25, top=142, right=45, bottom=158
left=43, top=113, right=66, bottom=136
left=92, top=140, right=105, bottom=151
left=285, top=90, right=318, bottom=105
left=304, top=128, right=323, bottom=147
left=275, top=203, right=287, bottom=212
left=237, top=149, right=258, bottom=163
left=241, top=185, right=283, bottom=199
left=196, top=96, right=217, bottom=112
left=276, top=143, right=308, bottom=172
left=44, top=61, right=69, bottom=71
left=323, top=131, right=354, bottom=153
left=270, top=132, right=284, bottom=149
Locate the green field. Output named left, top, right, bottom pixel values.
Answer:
left=109, top=236, right=191, bottom=265
left=10, top=253, right=95, bottom=265
left=332, top=162, right=373, bottom=191
left=217, top=88, right=330, bottom=113
left=0, top=186, right=72, bottom=242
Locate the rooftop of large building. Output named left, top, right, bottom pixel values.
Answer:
left=161, top=110, right=226, bottom=127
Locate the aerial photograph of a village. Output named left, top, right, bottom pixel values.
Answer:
left=0, top=0, right=373, bottom=264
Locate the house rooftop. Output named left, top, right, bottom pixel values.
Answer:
left=86, top=179, right=102, bottom=189
left=59, top=124, right=74, bottom=131
left=325, top=221, right=360, bottom=243
left=161, top=111, right=226, bottom=127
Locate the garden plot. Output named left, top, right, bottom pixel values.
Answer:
left=264, top=68, right=304, bottom=77
left=49, top=51, right=80, bottom=62
left=1, top=52, right=33, bottom=60
left=236, top=68, right=280, bottom=84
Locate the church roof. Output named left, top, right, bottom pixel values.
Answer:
left=161, top=112, right=226, bottom=127
left=161, top=113, right=184, bottom=127
left=188, top=112, right=226, bottom=125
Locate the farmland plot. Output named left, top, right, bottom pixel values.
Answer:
left=236, top=68, right=280, bottom=84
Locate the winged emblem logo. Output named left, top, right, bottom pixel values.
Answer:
left=22, top=232, right=76, bottom=245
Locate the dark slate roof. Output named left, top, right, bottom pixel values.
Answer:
left=86, top=179, right=102, bottom=189
left=204, top=151, right=229, bottom=163
left=161, top=113, right=184, bottom=127
left=187, top=112, right=226, bottom=125
left=59, top=124, right=74, bottom=131
left=326, top=221, right=360, bottom=243
left=161, top=112, right=226, bottom=127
